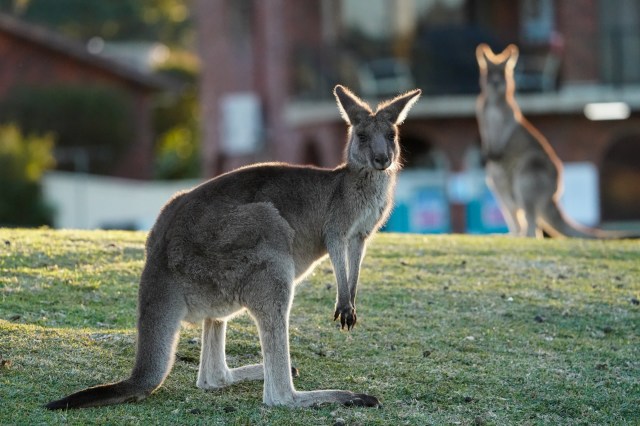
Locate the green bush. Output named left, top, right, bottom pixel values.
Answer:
left=0, top=125, right=55, bottom=227
left=153, top=124, right=200, bottom=179
left=0, top=84, right=135, bottom=174
left=153, top=59, right=200, bottom=179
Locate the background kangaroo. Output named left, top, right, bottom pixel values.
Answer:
left=46, top=85, right=421, bottom=410
left=476, top=43, right=639, bottom=239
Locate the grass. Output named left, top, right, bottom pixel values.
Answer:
left=0, top=228, right=638, bottom=425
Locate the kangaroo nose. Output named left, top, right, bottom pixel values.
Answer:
left=373, top=154, right=391, bottom=170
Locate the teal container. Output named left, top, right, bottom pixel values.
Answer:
left=466, top=185, right=508, bottom=234
left=385, top=186, right=450, bottom=234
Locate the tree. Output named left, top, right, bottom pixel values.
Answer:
left=0, top=0, right=194, bottom=47
left=0, top=124, right=55, bottom=226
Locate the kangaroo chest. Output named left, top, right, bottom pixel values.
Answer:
left=481, top=103, right=516, bottom=154
left=347, top=174, right=393, bottom=237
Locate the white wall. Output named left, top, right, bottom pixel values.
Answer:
left=559, top=162, right=600, bottom=226
left=42, top=163, right=599, bottom=232
left=42, top=172, right=201, bottom=230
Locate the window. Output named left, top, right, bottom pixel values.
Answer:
left=519, top=0, right=555, bottom=43
left=599, top=0, right=640, bottom=85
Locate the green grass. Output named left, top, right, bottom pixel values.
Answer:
left=1, top=229, right=639, bottom=425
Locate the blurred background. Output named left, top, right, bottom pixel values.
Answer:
left=0, top=0, right=638, bottom=234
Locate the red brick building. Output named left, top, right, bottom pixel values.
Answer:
left=0, top=13, right=173, bottom=179
left=195, top=0, right=640, bottom=232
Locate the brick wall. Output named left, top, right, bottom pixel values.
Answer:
left=556, top=0, right=601, bottom=84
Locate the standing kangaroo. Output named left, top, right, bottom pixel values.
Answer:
left=46, top=85, right=421, bottom=410
left=475, top=43, right=638, bottom=239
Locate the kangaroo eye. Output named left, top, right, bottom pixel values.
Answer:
left=356, top=132, right=369, bottom=142
left=386, top=132, right=396, bottom=141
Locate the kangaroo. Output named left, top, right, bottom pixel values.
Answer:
left=475, top=43, right=639, bottom=239
left=46, top=85, right=421, bottom=410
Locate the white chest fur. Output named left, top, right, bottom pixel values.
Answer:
left=482, top=103, right=517, bottom=151
left=349, top=172, right=394, bottom=237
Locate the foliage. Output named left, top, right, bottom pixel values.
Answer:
left=0, top=124, right=55, bottom=181
left=153, top=58, right=200, bottom=179
left=153, top=124, right=200, bottom=180
left=0, top=85, right=134, bottom=174
left=0, top=125, right=55, bottom=226
left=0, top=0, right=194, bottom=47
left=1, top=230, right=639, bottom=424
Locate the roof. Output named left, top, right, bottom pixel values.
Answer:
left=285, top=85, right=640, bottom=126
left=0, top=13, right=177, bottom=91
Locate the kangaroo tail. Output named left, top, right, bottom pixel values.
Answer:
left=46, top=268, right=186, bottom=410
left=541, top=199, right=640, bottom=239
left=45, top=380, right=150, bottom=410
left=540, top=199, right=598, bottom=238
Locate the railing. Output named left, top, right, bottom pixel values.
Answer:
left=290, top=26, right=564, bottom=101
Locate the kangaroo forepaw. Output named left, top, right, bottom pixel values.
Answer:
left=343, top=393, right=381, bottom=408
left=333, top=306, right=357, bottom=330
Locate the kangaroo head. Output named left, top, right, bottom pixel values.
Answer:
left=334, top=85, right=421, bottom=172
left=476, top=43, right=519, bottom=96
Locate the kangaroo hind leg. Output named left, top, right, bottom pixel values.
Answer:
left=197, top=318, right=267, bottom=389
left=197, top=201, right=299, bottom=391
left=514, top=167, right=553, bottom=238
left=487, top=167, right=521, bottom=235
left=249, top=268, right=379, bottom=408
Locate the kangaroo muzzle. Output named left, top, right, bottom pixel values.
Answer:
left=371, top=137, right=393, bottom=170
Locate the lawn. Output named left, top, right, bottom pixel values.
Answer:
left=0, top=229, right=638, bottom=425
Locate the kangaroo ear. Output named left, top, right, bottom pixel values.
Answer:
left=506, top=44, right=519, bottom=68
left=476, top=43, right=490, bottom=68
left=333, top=85, right=372, bottom=125
left=376, top=89, right=422, bottom=125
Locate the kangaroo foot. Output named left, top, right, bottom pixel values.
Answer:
left=342, top=393, right=381, bottom=408
left=333, top=305, right=357, bottom=330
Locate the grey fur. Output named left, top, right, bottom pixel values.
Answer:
left=46, top=85, right=421, bottom=410
left=475, top=43, right=638, bottom=239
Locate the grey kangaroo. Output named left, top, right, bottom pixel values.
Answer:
left=476, top=43, right=638, bottom=239
left=46, top=85, right=421, bottom=410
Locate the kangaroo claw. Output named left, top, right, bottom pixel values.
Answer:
left=333, top=306, right=357, bottom=330
left=343, top=393, right=381, bottom=408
